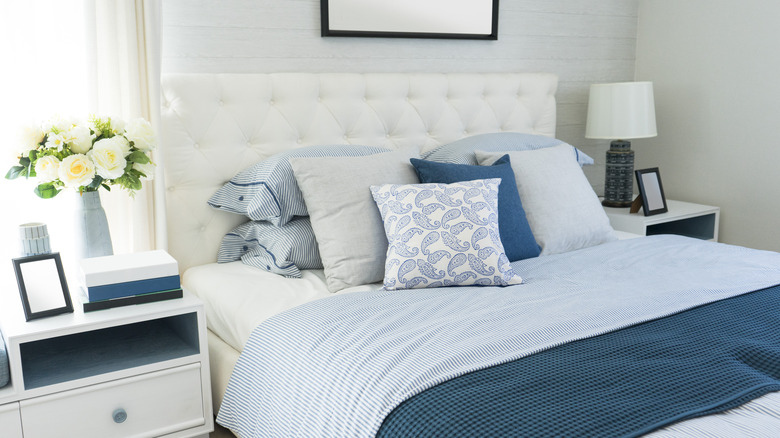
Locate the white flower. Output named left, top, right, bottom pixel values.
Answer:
left=124, top=118, right=156, bottom=151
left=34, top=155, right=61, bottom=183
left=109, top=116, right=125, bottom=134
left=58, top=154, right=95, bottom=188
left=17, top=123, right=44, bottom=157
left=88, top=118, right=103, bottom=137
left=67, top=125, right=94, bottom=154
left=113, top=135, right=131, bottom=156
left=45, top=133, right=67, bottom=151
left=88, top=138, right=127, bottom=180
left=133, top=160, right=156, bottom=180
left=42, top=115, right=74, bottom=134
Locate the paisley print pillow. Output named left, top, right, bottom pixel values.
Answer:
left=370, top=178, right=523, bottom=290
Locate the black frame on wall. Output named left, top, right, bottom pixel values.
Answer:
left=321, top=0, right=499, bottom=40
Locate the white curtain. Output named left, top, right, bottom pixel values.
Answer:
left=83, top=0, right=166, bottom=254
left=0, top=1, right=91, bottom=282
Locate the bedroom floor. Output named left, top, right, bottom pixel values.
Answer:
left=211, top=422, right=235, bottom=438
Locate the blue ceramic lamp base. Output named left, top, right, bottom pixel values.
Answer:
left=602, top=140, right=635, bottom=208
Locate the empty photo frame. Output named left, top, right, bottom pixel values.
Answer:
left=12, top=252, right=73, bottom=321
left=635, top=168, right=668, bottom=216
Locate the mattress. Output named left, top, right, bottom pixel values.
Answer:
left=183, top=262, right=381, bottom=351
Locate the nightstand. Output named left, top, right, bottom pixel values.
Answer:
left=0, top=287, right=213, bottom=438
left=603, top=199, right=720, bottom=242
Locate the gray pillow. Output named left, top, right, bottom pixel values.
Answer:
left=291, top=148, right=420, bottom=292
left=476, top=145, right=616, bottom=255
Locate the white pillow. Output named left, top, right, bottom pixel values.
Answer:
left=370, top=179, right=523, bottom=290
left=476, top=145, right=616, bottom=255
left=290, top=148, right=420, bottom=292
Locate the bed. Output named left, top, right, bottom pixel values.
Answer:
left=160, top=73, right=780, bottom=437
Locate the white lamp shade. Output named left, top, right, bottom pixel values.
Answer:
left=585, top=81, right=657, bottom=140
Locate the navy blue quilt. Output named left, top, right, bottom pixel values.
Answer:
left=377, top=284, right=780, bottom=438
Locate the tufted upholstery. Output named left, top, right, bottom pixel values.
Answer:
left=160, top=73, right=558, bottom=272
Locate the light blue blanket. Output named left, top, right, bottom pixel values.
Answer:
left=218, top=236, right=780, bottom=437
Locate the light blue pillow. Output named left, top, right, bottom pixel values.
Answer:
left=208, top=145, right=390, bottom=225
left=0, top=330, right=8, bottom=388
left=218, top=218, right=322, bottom=278
left=370, top=179, right=524, bottom=290
left=422, top=132, right=594, bottom=167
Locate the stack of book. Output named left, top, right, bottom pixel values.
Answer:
left=78, top=250, right=182, bottom=312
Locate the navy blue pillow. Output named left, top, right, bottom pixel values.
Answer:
left=410, top=155, right=540, bottom=262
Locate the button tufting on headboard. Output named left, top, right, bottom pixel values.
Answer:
left=160, top=73, right=558, bottom=273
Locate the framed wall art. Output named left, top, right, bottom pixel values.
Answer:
left=321, top=0, right=499, bottom=40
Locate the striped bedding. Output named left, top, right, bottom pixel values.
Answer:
left=217, top=235, right=780, bottom=437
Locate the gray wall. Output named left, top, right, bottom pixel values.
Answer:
left=635, top=0, right=780, bottom=251
left=162, top=0, right=640, bottom=192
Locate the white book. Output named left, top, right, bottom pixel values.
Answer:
left=79, top=250, right=179, bottom=287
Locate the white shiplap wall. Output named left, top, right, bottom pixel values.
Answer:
left=162, top=0, right=639, bottom=192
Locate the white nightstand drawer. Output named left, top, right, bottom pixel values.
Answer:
left=0, top=402, right=23, bottom=438
left=20, top=363, right=204, bottom=438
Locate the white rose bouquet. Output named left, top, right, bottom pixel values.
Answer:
left=6, top=115, right=156, bottom=198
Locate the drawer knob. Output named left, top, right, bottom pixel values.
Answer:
left=113, top=408, right=128, bottom=424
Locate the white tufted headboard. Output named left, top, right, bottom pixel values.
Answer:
left=160, top=73, right=558, bottom=273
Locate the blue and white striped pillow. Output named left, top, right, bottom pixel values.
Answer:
left=218, top=218, right=322, bottom=278
left=370, top=179, right=523, bottom=290
left=208, top=145, right=390, bottom=226
left=421, top=132, right=594, bottom=167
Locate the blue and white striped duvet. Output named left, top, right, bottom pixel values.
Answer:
left=218, top=235, right=780, bottom=437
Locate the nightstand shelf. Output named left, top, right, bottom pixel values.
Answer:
left=604, top=199, right=720, bottom=242
left=0, top=287, right=213, bottom=438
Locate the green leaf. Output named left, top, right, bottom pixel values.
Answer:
left=5, top=166, right=25, bottom=180
left=101, top=183, right=111, bottom=191
left=127, top=151, right=150, bottom=164
left=34, top=183, right=60, bottom=199
left=86, top=175, right=104, bottom=191
left=125, top=173, right=142, bottom=191
left=28, top=149, right=38, bottom=161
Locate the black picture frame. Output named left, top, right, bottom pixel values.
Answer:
left=12, top=252, right=73, bottom=321
left=635, top=168, right=668, bottom=216
left=321, top=0, right=499, bottom=40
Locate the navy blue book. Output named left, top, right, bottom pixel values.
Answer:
left=83, top=275, right=181, bottom=302
left=81, top=288, right=183, bottom=312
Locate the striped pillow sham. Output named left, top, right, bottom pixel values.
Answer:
left=208, top=144, right=390, bottom=226
left=218, top=218, right=322, bottom=278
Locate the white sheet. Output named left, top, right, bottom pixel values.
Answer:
left=183, top=262, right=381, bottom=351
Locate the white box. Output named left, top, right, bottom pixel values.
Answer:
left=79, top=250, right=179, bottom=287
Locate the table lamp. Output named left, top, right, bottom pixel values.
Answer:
left=586, top=81, right=657, bottom=207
